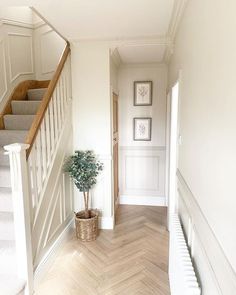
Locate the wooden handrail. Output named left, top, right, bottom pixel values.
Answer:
left=26, top=43, right=70, bottom=158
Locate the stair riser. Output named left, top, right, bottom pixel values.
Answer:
left=4, top=115, right=35, bottom=130
left=0, top=196, right=13, bottom=212
left=27, top=88, right=47, bottom=101
left=0, top=131, right=28, bottom=146
left=11, top=101, right=40, bottom=115
left=0, top=168, right=11, bottom=188
left=0, top=223, right=14, bottom=241
left=0, top=153, right=9, bottom=167
left=0, top=254, right=16, bottom=275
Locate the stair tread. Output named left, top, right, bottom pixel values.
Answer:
left=0, top=275, right=25, bottom=294
left=27, top=87, right=47, bottom=101
left=4, top=114, right=35, bottom=131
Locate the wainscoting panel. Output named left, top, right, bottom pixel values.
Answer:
left=177, top=170, right=236, bottom=295
left=119, top=146, right=166, bottom=206
left=33, top=24, right=66, bottom=80
left=8, top=33, right=34, bottom=82
left=0, top=22, right=35, bottom=107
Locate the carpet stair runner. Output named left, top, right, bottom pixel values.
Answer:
left=0, top=87, right=47, bottom=295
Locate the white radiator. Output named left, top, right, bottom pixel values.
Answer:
left=169, top=214, right=201, bottom=295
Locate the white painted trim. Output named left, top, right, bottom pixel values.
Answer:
left=120, top=146, right=166, bottom=151
left=111, top=48, right=122, bottom=68
left=99, top=217, right=114, bottom=230
left=119, top=62, right=167, bottom=69
left=70, top=35, right=169, bottom=44
left=0, top=39, right=7, bottom=102
left=33, top=20, right=45, bottom=29
left=34, top=218, right=74, bottom=288
left=165, top=92, right=171, bottom=214
left=168, top=0, right=188, bottom=41
left=120, top=195, right=166, bottom=206
left=7, top=33, right=34, bottom=82
left=163, top=0, right=188, bottom=64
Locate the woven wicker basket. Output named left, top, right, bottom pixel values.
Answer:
left=75, top=209, right=99, bottom=242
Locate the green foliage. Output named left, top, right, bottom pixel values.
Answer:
left=65, top=150, right=103, bottom=192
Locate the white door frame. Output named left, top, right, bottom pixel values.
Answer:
left=166, top=73, right=181, bottom=230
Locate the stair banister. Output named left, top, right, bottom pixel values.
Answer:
left=25, top=42, right=70, bottom=158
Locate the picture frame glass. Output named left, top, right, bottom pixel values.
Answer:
left=134, top=118, right=151, bottom=141
left=134, top=82, right=152, bottom=106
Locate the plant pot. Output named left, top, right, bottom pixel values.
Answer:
left=74, top=209, right=99, bottom=242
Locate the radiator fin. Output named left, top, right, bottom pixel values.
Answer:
left=169, top=214, right=201, bottom=295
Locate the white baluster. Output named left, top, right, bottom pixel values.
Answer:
left=60, top=74, right=66, bottom=122
left=45, top=109, right=51, bottom=167
left=56, top=82, right=62, bottom=130
left=36, top=134, right=42, bottom=196
left=29, top=145, right=38, bottom=210
left=53, top=93, right=59, bottom=142
left=49, top=100, right=55, bottom=156
left=40, top=119, right=47, bottom=181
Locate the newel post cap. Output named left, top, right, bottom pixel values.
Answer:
left=4, top=143, right=30, bottom=153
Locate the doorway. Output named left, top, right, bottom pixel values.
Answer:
left=167, top=81, right=180, bottom=229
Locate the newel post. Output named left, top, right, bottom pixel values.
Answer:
left=4, top=143, right=34, bottom=295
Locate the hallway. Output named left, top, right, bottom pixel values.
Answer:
left=35, top=205, right=170, bottom=295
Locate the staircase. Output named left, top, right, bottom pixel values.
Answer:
left=0, top=88, right=47, bottom=294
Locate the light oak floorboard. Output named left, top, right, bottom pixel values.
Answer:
left=35, top=205, right=170, bottom=295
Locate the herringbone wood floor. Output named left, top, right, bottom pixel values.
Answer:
left=35, top=205, right=170, bottom=295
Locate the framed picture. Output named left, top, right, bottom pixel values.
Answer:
left=133, top=117, right=152, bottom=141
left=134, top=81, right=152, bottom=106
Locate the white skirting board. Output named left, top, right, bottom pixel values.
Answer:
left=34, top=219, right=74, bottom=289
left=99, top=217, right=114, bottom=230
left=119, top=195, right=166, bottom=206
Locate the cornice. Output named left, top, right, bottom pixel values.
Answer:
left=167, top=0, right=188, bottom=42
left=0, top=18, right=33, bottom=29
left=110, top=48, right=122, bottom=68
left=164, top=0, right=188, bottom=64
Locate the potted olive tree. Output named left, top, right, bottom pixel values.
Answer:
left=65, top=150, right=103, bottom=242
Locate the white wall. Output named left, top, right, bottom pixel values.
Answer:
left=33, top=23, right=66, bottom=81
left=0, top=7, right=65, bottom=111
left=118, top=64, right=167, bottom=205
left=169, top=0, right=236, bottom=293
left=71, top=41, right=113, bottom=229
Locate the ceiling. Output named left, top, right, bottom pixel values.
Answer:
left=33, top=0, right=175, bottom=41
left=118, top=43, right=167, bottom=64
left=20, top=0, right=184, bottom=64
